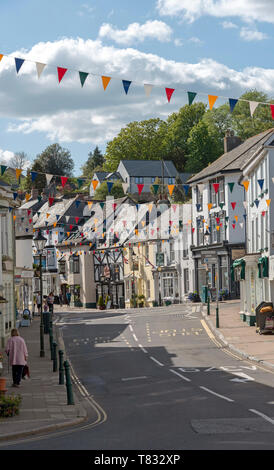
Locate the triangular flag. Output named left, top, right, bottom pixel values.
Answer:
left=254, top=199, right=259, bottom=208
left=75, top=200, right=80, bottom=208
left=122, top=80, right=132, bottom=94
left=208, top=203, right=213, bottom=211
left=15, top=58, right=25, bottom=74
left=196, top=204, right=201, bottom=211
left=107, top=181, right=113, bottom=193
left=257, top=179, right=264, bottom=190
left=31, top=171, right=38, bottom=182
left=25, top=193, right=31, bottom=202
left=79, top=71, right=89, bottom=87
left=270, top=104, right=274, bottom=120
left=232, top=223, right=236, bottom=229
left=75, top=217, right=79, bottom=224
left=46, top=213, right=50, bottom=218
left=87, top=201, right=93, bottom=209
left=15, top=169, right=22, bottom=180
left=168, top=184, right=175, bottom=196
left=249, top=101, right=259, bottom=117
left=101, top=76, right=111, bottom=90
left=262, top=211, right=266, bottom=217
left=213, top=183, right=219, bottom=194
left=57, top=67, right=67, bottom=83
left=187, top=91, right=197, bottom=105
left=229, top=98, right=238, bottom=113
left=152, top=184, right=159, bottom=195
left=0, top=55, right=4, bottom=63
left=242, top=180, right=249, bottom=191
left=228, top=182, right=235, bottom=193
left=208, top=95, right=218, bottom=110
left=266, top=199, right=271, bottom=206
left=234, top=215, right=238, bottom=222
left=144, top=84, right=153, bottom=97
left=182, top=184, right=190, bottom=196
left=77, top=178, right=84, bottom=188
left=92, top=180, right=99, bottom=191
left=13, top=193, right=18, bottom=200
left=48, top=197, right=54, bottom=207
left=36, top=62, right=46, bottom=79
left=61, top=176, right=68, bottom=188
left=231, top=202, right=236, bottom=210
left=46, top=174, right=53, bottom=186
left=219, top=202, right=224, bottom=209
left=0, top=165, right=7, bottom=175
left=165, top=88, right=175, bottom=103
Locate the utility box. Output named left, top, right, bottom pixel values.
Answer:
left=201, top=286, right=208, bottom=303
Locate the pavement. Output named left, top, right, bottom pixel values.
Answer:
left=0, top=299, right=274, bottom=442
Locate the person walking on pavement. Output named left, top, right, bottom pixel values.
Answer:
left=5, top=329, right=28, bottom=388
left=36, top=293, right=41, bottom=314
left=59, top=291, right=63, bottom=307
left=47, top=292, right=55, bottom=314
left=66, top=291, right=71, bottom=306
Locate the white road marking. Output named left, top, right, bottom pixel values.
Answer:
left=199, top=386, right=234, bottom=402
left=121, top=376, right=148, bottom=382
left=139, top=344, right=148, bottom=353
left=267, top=401, right=274, bottom=405
left=129, top=325, right=133, bottom=332
left=169, top=369, right=191, bottom=382
left=230, top=372, right=255, bottom=383
left=132, top=333, right=138, bottom=342
left=249, top=409, right=274, bottom=425
left=150, top=356, right=164, bottom=367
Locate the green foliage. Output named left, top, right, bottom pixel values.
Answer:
left=81, top=146, right=105, bottom=178
left=185, top=120, right=222, bottom=173
left=0, top=394, right=22, bottom=417
left=94, top=181, right=125, bottom=200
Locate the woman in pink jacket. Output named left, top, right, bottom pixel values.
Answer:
left=5, top=329, right=28, bottom=388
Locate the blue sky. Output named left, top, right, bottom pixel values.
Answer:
left=0, top=0, right=273, bottom=175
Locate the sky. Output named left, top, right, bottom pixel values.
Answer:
left=0, top=0, right=274, bottom=175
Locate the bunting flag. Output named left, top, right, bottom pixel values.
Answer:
left=46, top=174, right=53, bottom=186
left=0, top=165, right=7, bottom=176
left=13, top=192, right=18, bottom=200
left=122, top=182, right=129, bottom=194
left=144, top=84, right=153, bottom=97
left=228, top=182, right=235, bottom=193
left=79, top=71, right=89, bottom=87
left=257, top=179, right=264, bottom=189
left=57, top=67, right=67, bottom=83
left=137, top=184, right=144, bottom=195
left=242, top=180, right=249, bottom=191
left=48, top=197, right=54, bottom=207
left=254, top=199, right=260, bottom=208
left=168, top=184, right=175, bottom=196
left=152, top=184, right=159, bottom=195
left=208, top=202, right=213, bottom=211
left=31, top=171, right=38, bottom=182
left=208, top=95, right=218, bottom=110
left=75, top=217, right=79, bottom=224
left=36, top=62, right=46, bottom=79
left=61, top=176, right=68, bottom=187
left=219, top=202, right=224, bottom=209
left=271, top=104, right=274, bottom=120
left=122, top=80, right=132, bottom=94
left=249, top=101, right=259, bottom=116
left=213, top=183, right=219, bottom=193
left=77, top=178, right=84, bottom=188
left=234, top=215, right=238, bottom=222
left=107, top=181, right=113, bottom=193
left=262, top=211, right=266, bottom=217
left=266, top=199, right=271, bottom=206
left=75, top=200, right=81, bottom=208
left=187, top=91, right=197, bottom=105
left=148, top=203, right=153, bottom=212
left=232, top=223, right=236, bottom=229
left=15, top=58, right=24, bottom=74
left=229, top=98, right=238, bottom=113
left=101, top=76, right=111, bottom=90
left=231, top=202, right=236, bottom=210
left=165, top=88, right=175, bottom=103
left=15, top=168, right=22, bottom=180
left=182, top=184, right=190, bottom=196
left=87, top=201, right=93, bottom=209
left=196, top=204, right=201, bottom=211
left=91, top=180, right=99, bottom=191
left=0, top=54, right=3, bottom=63
left=25, top=193, right=31, bottom=202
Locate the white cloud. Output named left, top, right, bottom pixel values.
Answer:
left=1, top=37, right=274, bottom=147
left=98, top=20, right=173, bottom=45
left=188, top=37, right=203, bottom=45
left=240, top=27, right=268, bottom=41
left=222, top=21, right=238, bottom=29
left=174, top=38, right=183, bottom=46
left=157, top=0, right=274, bottom=24
left=0, top=149, right=16, bottom=164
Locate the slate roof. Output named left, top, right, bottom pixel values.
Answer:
left=187, top=128, right=274, bottom=184
left=119, top=160, right=178, bottom=177
left=179, top=173, right=193, bottom=184
left=93, top=171, right=109, bottom=182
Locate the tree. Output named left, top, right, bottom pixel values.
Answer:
left=9, top=151, right=30, bottom=170
left=93, top=181, right=125, bottom=200
left=81, top=146, right=105, bottom=178
left=185, top=120, right=222, bottom=173
left=104, top=118, right=167, bottom=171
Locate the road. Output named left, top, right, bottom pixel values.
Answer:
left=4, top=303, right=274, bottom=450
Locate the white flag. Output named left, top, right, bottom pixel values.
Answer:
left=36, top=62, right=46, bottom=79
left=144, top=84, right=153, bottom=97
left=243, top=201, right=248, bottom=209
left=46, top=174, right=53, bottom=186
left=122, top=183, right=129, bottom=194
left=249, top=101, right=259, bottom=117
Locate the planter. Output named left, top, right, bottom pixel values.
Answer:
left=0, top=378, right=7, bottom=396
left=246, top=314, right=256, bottom=327
left=240, top=313, right=246, bottom=322
left=0, top=404, right=19, bottom=417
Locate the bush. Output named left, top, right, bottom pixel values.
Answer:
left=188, top=292, right=201, bottom=303
left=97, top=296, right=105, bottom=309
left=0, top=395, right=22, bottom=418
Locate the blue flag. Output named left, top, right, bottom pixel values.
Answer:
left=229, top=98, right=238, bottom=113
left=122, top=80, right=132, bottom=94
left=15, top=58, right=25, bottom=74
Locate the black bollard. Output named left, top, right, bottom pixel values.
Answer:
left=64, top=360, right=75, bottom=405
left=52, top=342, right=57, bottom=372
left=58, top=350, right=64, bottom=385
left=49, top=328, right=53, bottom=359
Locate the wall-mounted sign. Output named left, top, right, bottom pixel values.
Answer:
left=156, top=252, right=164, bottom=266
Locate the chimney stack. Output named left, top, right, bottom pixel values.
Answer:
left=224, top=129, right=242, bottom=153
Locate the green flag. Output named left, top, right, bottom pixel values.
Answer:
left=79, top=71, right=89, bottom=87
left=152, top=184, right=159, bottom=195
left=0, top=165, right=7, bottom=176
left=228, top=182, right=235, bottom=193
left=187, top=91, right=197, bottom=105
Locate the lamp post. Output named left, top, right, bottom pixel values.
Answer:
left=33, top=229, right=47, bottom=357
left=131, top=249, right=137, bottom=307
left=204, top=229, right=211, bottom=315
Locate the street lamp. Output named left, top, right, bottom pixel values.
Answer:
left=204, top=229, right=211, bottom=315
left=33, top=229, right=47, bottom=357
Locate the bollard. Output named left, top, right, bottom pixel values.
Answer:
left=49, top=328, right=54, bottom=360
left=58, top=350, right=64, bottom=385
left=64, top=360, right=75, bottom=405
left=216, top=305, right=219, bottom=328
left=52, top=342, right=57, bottom=372
left=207, top=295, right=210, bottom=316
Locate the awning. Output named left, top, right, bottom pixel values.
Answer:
left=258, top=256, right=269, bottom=278
left=231, top=258, right=245, bottom=280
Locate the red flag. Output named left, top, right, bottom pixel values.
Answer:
left=113, top=203, right=117, bottom=210
left=61, top=176, right=68, bottom=187
left=137, top=183, right=144, bottom=195
left=192, top=227, right=195, bottom=233
left=213, top=183, right=219, bottom=194
left=165, top=88, right=175, bottom=103
left=70, top=224, right=73, bottom=230
left=27, top=210, right=32, bottom=216
left=48, top=197, right=54, bottom=207
left=232, top=223, right=236, bottom=229
left=231, top=202, right=236, bottom=210
left=215, top=217, right=220, bottom=224
left=57, top=67, right=67, bottom=83
left=270, top=104, right=274, bottom=119
left=75, top=217, right=79, bottom=224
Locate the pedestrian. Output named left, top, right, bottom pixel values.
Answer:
left=36, top=293, right=41, bottom=314
left=66, top=291, right=71, bottom=306
left=5, top=329, right=28, bottom=388
left=59, top=291, right=63, bottom=307
left=47, top=292, right=54, bottom=314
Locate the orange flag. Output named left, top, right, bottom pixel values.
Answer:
left=0, top=54, right=4, bottom=62
left=208, top=95, right=218, bottom=110
left=242, top=180, right=249, bottom=191
left=208, top=203, right=213, bottom=211
left=168, top=184, right=175, bottom=196
left=15, top=168, right=22, bottom=180
left=266, top=199, right=271, bottom=206
left=92, top=180, right=99, bottom=191
left=101, top=76, right=111, bottom=90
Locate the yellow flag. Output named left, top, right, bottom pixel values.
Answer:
left=92, top=180, right=99, bottom=190
left=216, top=225, right=220, bottom=231
left=242, top=180, right=249, bottom=191
left=208, top=203, right=213, bottom=211
left=87, top=201, right=93, bottom=209
left=208, top=95, right=218, bottom=110
left=25, top=193, right=31, bottom=201
left=168, top=184, right=175, bottom=196
left=16, top=168, right=22, bottom=180
left=266, top=199, right=271, bottom=206
left=101, top=76, right=111, bottom=90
